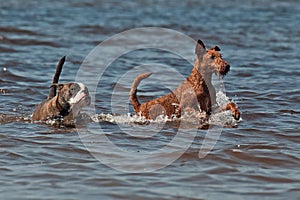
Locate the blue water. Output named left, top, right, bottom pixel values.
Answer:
left=1, top=0, right=300, bottom=199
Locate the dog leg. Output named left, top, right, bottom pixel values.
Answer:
left=215, top=102, right=240, bottom=120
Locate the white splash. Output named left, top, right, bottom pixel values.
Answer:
left=92, top=91, right=241, bottom=128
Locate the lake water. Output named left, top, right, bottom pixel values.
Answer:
left=1, top=0, right=300, bottom=199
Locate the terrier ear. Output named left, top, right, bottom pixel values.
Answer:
left=195, top=40, right=206, bottom=56
left=210, top=46, right=221, bottom=51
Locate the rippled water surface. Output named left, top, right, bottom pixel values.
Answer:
left=1, top=0, right=300, bottom=199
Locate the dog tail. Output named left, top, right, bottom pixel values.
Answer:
left=48, top=56, right=66, bottom=99
left=130, top=72, right=152, bottom=113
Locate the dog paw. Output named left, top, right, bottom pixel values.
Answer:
left=233, top=110, right=240, bottom=120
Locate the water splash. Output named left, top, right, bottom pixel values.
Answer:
left=93, top=91, right=241, bottom=128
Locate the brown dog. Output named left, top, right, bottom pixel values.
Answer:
left=130, top=40, right=240, bottom=120
left=32, top=56, right=91, bottom=123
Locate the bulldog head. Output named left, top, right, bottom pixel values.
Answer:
left=55, top=82, right=91, bottom=118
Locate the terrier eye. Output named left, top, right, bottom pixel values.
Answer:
left=211, top=55, right=215, bottom=59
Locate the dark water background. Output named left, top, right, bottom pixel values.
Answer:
left=1, top=0, right=300, bottom=199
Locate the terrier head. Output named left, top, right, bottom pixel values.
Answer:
left=195, top=40, right=230, bottom=77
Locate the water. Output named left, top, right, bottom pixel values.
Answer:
left=1, top=0, right=300, bottom=199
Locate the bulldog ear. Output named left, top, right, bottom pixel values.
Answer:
left=57, top=84, right=64, bottom=90
left=48, top=83, right=63, bottom=99
left=210, top=46, right=221, bottom=51
left=50, top=83, right=63, bottom=89
left=195, top=39, right=206, bottom=56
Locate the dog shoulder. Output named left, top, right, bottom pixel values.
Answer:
left=32, top=100, right=50, bottom=120
left=32, top=98, right=59, bottom=121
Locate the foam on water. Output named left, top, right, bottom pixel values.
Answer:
left=93, top=91, right=241, bottom=128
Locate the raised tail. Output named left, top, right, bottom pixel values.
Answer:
left=47, top=56, right=66, bottom=100
left=129, top=72, right=152, bottom=113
